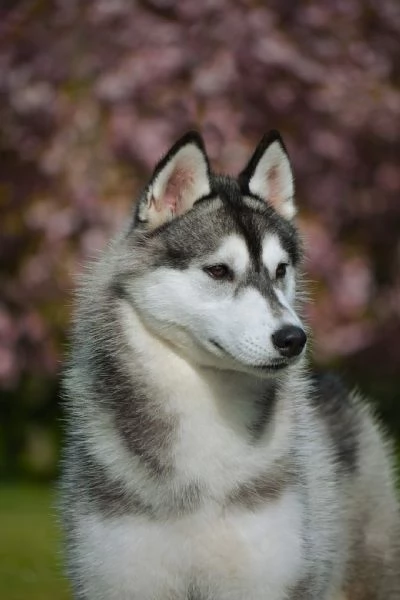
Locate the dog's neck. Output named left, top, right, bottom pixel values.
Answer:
left=80, top=297, right=302, bottom=505
left=118, top=298, right=290, bottom=435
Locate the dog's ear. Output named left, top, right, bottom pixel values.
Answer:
left=136, top=132, right=211, bottom=230
left=239, top=131, right=295, bottom=220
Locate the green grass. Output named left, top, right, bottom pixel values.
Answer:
left=0, top=484, right=70, bottom=600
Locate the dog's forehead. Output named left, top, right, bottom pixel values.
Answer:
left=159, top=199, right=264, bottom=259
left=151, top=182, right=300, bottom=268
left=189, top=198, right=297, bottom=265
left=211, top=232, right=288, bottom=271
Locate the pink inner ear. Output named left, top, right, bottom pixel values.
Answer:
left=163, top=167, right=194, bottom=214
left=267, top=164, right=281, bottom=207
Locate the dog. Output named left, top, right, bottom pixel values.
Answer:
left=60, top=131, right=400, bottom=599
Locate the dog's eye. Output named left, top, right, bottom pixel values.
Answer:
left=203, top=264, right=233, bottom=281
left=275, top=263, right=288, bottom=280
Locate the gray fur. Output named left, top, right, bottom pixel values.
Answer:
left=311, top=373, right=360, bottom=473
left=248, top=380, right=279, bottom=439
left=186, top=581, right=210, bottom=600
left=226, top=455, right=299, bottom=509
left=60, top=132, right=400, bottom=600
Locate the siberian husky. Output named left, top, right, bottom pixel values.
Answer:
left=60, top=131, right=400, bottom=599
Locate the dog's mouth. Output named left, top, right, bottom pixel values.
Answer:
left=209, top=340, right=290, bottom=372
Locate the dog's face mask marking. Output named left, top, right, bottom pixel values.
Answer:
left=127, top=131, right=306, bottom=376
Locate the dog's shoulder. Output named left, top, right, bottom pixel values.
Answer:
left=309, top=371, right=361, bottom=474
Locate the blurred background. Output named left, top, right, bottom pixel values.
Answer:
left=0, top=0, right=399, bottom=598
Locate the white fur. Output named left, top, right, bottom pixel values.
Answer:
left=262, top=234, right=289, bottom=277
left=78, top=233, right=306, bottom=511
left=126, top=234, right=305, bottom=372
left=262, top=233, right=299, bottom=313
left=82, top=301, right=299, bottom=509
left=75, top=480, right=304, bottom=600
left=248, top=141, right=295, bottom=220
left=130, top=269, right=281, bottom=370
left=275, top=289, right=302, bottom=326
left=121, top=303, right=297, bottom=489
left=74, top=299, right=308, bottom=600
left=206, top=234, right=249, bottom=277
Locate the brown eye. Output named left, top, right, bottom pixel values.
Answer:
left=203, top=264, right=233, bottom=281
left=275, top=263, right=288, bottom=280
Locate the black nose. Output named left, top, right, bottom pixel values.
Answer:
left=272, top=325, right=307, bottom=358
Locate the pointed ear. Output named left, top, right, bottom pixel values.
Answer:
left=136, top=132, right=211, bottom=230
left=239, top=131, right=296, bottom=220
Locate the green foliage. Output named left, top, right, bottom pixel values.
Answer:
left=0, top=485, right=70, bottom=600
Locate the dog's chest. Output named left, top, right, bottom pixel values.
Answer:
left=79, top=490, right=304, bottom=600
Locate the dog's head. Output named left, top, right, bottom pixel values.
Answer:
left=118, top=131, right=307, bottom=377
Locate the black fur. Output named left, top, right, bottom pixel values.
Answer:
left=91, top=335, right=177, bottom=478
left=67, top=286, right=178, bottom=478
left=186, top=582, right=208, bottom=600
left=134, top=130, right=211, bottom=227
left=311, top=372, right=360, bottom=473
left=69, top=440, right=156, bottom=518
left=238, top=130, right=289, bottom=190
left=249, top=380, right=279, bottom=439
left=150, top=176, right=301, bottom=268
